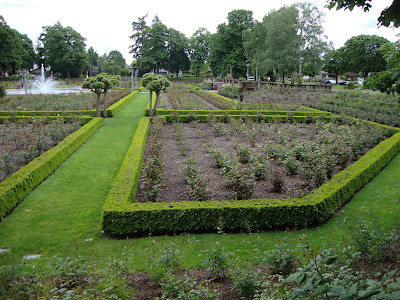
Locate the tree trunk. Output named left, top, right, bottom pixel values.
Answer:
left=96, top=93, right=101, bottom=117
left=299, top=61, right=303, bottom=76
left=103, top=92, right=107, bottom=118
left=291, top=71, right=295, bottom=85
left=149, top=91, right=153, bottom=117
left=272, top=66, right=277, bottom=82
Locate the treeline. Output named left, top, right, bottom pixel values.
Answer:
left=0, top=17, right=129, bottom=78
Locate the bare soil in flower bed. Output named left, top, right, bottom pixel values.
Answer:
left=157, top=91, right=220, bottom=110
left=136, top=119, right=391, bottom=203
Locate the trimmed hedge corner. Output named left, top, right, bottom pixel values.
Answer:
left=0, top=117, right=104, bottom=220
left=101, top=116, right=400, bottom=236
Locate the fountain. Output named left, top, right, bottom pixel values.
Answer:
left=31, top=64, right=59, bottom=93
left=6, top=64, right=87, bottom=95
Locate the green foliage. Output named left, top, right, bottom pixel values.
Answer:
left=0, top=117, right=103, bottom=219
left=218, top=83, right=242, bottom=98
left=209, top=10, right=254, bottom=77
left=38, top=21, right=86, bottom=78
left=102, top=114, right=400, bottom=235
left=0, top=86, right=5, bottom=98
left=190, top=28, right=211, bottom=77
left=326, top=0, right=400, bottom=28
left=338, top=34, right=389, bottom=76
left=200, top=244, right=230, bottom=279
left=0, top=16, right=35, bottom=74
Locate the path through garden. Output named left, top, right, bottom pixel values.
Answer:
left=0, top=91, right=149, bottom=259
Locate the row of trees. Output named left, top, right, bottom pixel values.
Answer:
left=130, top=4, right=331, bottom=80
left=129, top=1, right=400, bottom=83
left=129, top=15, right=210, bottom=76
left=0, top=17, right=128, bottom=78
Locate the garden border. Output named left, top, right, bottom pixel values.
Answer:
left=0, top=88, right=141, bottom=118
left=0, top=117, right=104, bottom=220
left=101, top=113, right=400, bottom=236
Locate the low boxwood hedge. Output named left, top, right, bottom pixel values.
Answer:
left=0, top=90, right=141, bottom=118
left=0, top=117, right=104, bottom=220
left=102, top=117, right=150, bottom=224
left=101, top=115, right=400, bottom=236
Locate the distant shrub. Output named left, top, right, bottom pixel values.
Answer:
left=0, top=86, right=5, bottom=98
left=218, top=83, right=242, bottom=98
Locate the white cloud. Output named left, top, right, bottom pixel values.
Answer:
left=1, top=0, right=399, bottom=64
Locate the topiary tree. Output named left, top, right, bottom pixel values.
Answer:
left=101, top=74, right=120, bottom=117
left=141, top=73, right=171, bottom=116
left=82, top=73, right=119, bottom=117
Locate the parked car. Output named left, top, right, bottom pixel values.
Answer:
left=338, top=80, right=349, bottom=85
left=325, top=80, right=336, bottom=84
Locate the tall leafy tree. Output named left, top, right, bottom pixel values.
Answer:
left=296, top=3, right=329, bottom=77
left=210, top=10, right=254, bottom=78
left=129, top=14, right=148, bottom=60
left=261, top=6, right=300, bottom=82
left=87, top=47, right=99, bottom=76
left=323, top=48, right=344, bottom=83
left=38, top=22, right=87, bottom=78
left=326, top=0, right=400, bottom=27
left=104, top=50, right=126, bottom=75
left=166, top=28, right=190, bottom=75
left=0, top=16, right=35, bottom=75
left=339, top=34, right=389, bottom=76
left=137, top=16, right=169, bottom=74
left=189, top=28, right=211, bottom=77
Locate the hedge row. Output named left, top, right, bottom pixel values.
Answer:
left=0, top=115, right=93, bottom=125
left=102, top=118, right=150, bottom=227
left=155, top=108, right=330, bottom=117
left=0, top=89, right=141, bottom=118
left=0, top=117, right=104, bottom=220
left=106, top=89, right=141, bottom=117
left=101, top=116, right=400, bottom=236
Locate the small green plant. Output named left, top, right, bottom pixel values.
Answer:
left=158, top=273, right=218, bottom=300
left=147, top=242, right=182, bottom=284
left=229, top=258, right=262, bottom=299
left=181, top=157, right=212, bottom=201
left=236, top=144, right=253, bottom=163
left=227, top=165, right=256, bottom=199
left=200, top=243, right=230, bottom=279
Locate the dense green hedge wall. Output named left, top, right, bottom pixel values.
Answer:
left=102, top=117, right=150, bottom=216
left=0, top=117, right=104, bottom=220
left=101, top=116, right=400, bottom=236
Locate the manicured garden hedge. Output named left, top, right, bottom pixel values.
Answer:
left=0, top=115, right=93, bottom=125
left=106, top=89, right=141, bottom=117
left=0, top=117, right=104, bottom=220
left=102, top=117, right=150, bottom=224
left=0, top=89, right=141, bottom=118
left=101, top=115, right=400, bottom=236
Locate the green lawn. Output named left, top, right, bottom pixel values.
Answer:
left=0, top=90, right=399, bottom=274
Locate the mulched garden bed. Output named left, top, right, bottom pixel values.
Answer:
left=136, top=118, right=391, bottom=203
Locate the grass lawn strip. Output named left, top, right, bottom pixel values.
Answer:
left=0, top=91, right=149, bottom=260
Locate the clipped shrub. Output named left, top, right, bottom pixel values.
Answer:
left=218, top=83, right=242, bottom=99
left=0, top=86, right=5, bottom=98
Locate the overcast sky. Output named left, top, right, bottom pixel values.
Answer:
left=1, top=0, right=399, bottom=64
